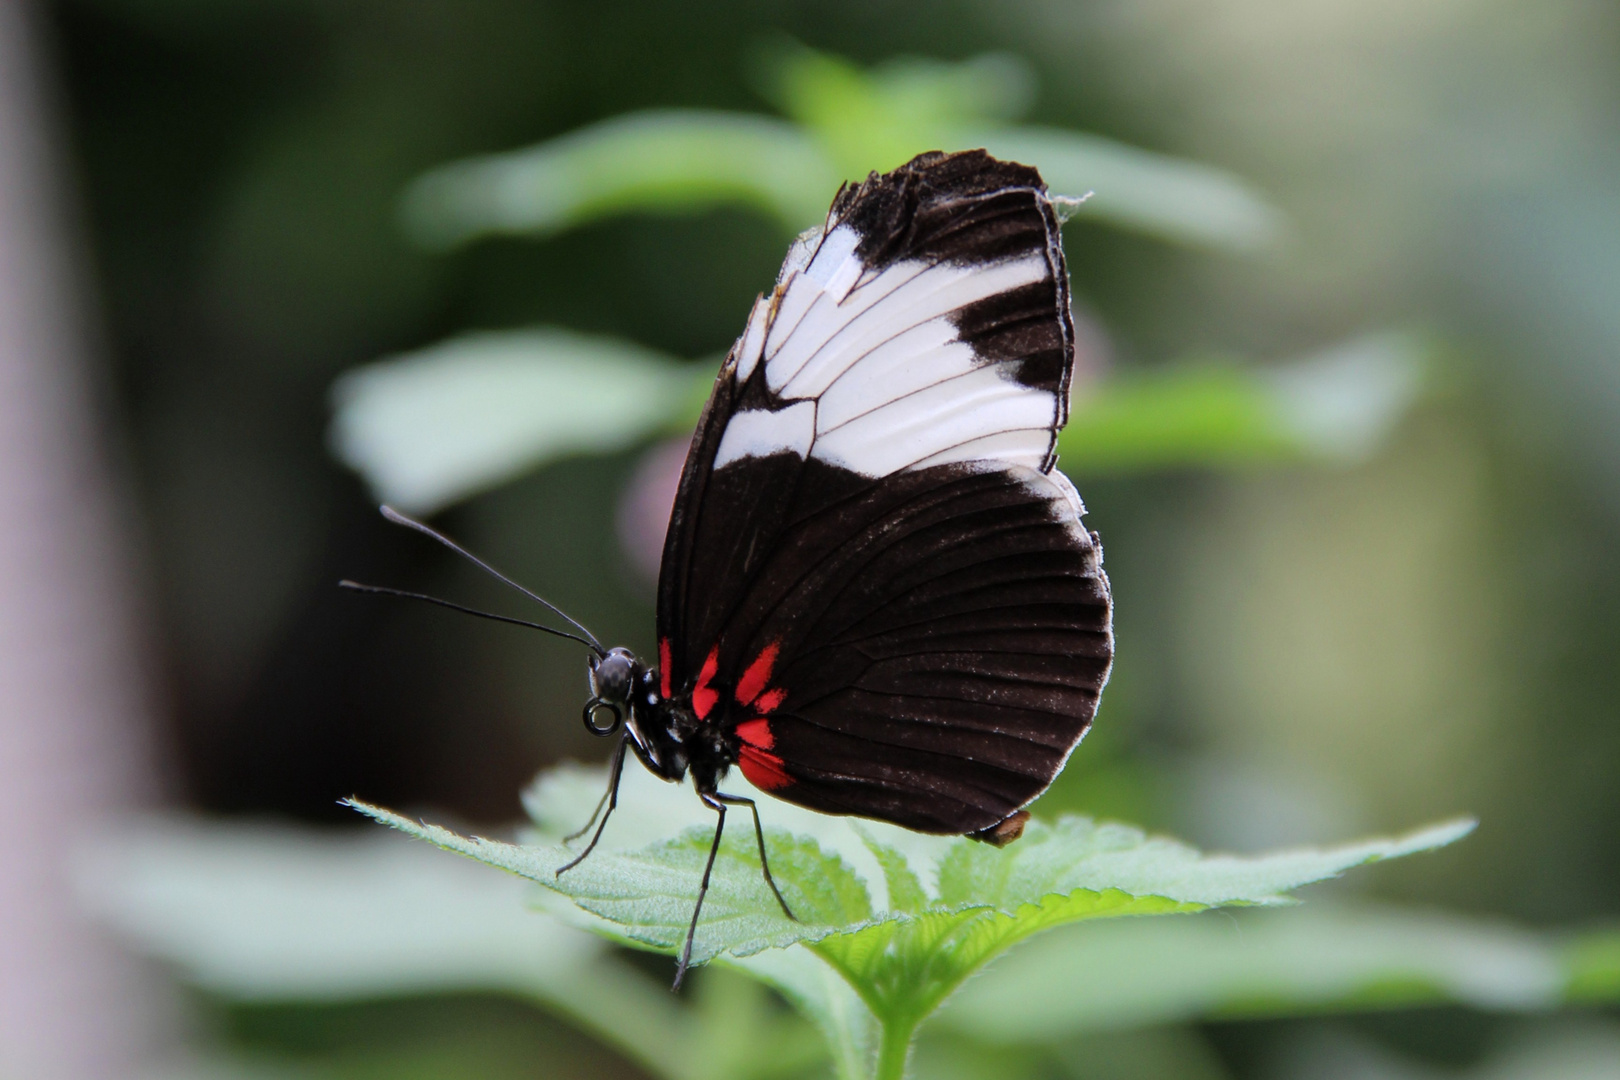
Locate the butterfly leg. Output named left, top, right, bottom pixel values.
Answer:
left=557, top=734, right=629, bottom=875
left=562, top=779, right=611, bottom=844
left=675, top=792, right=731, bottom=990
left=713, top=791, right=796, bottom=921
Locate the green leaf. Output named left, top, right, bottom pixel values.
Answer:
left=809, top=815, right=1474, bottom=1050
left=758, top=42, right=1282, bottom=249
left=398, top=44, right=1280, bottom=252
left=347, top=785, right=873, bottom=966
left=350, top=763, right=1470, bottom=1078
left=975, top=126, right=1282, bottom=250
left=72, top=815, right=604, bottom=999
left=757, top=43, right=1033, bottom=181
left=69, top=816, right=694, bottom=1080
left=88, top=805, right=1539, bottom=1080
left=400, top=109, right=838, bottom=248
left=941, top=903, right=1566, bottom=1040
left=758, top=43, right=1034, bottom=133
left=682, top=965, right=830, bottom=1080
left=328, top=327, right=699, bottom=514
left=1059, top=332, right=1429, bottom=474
left=727, top=946, right=878, bottom=1080
left=1061, top=363, right=1293, bottom=470
left=856, top=828, right=929, bottom=916
left=1269, top=1020, right=1620, bottom=1080
left=1565, top=927, right=1620, bottom=1003
left=329, top=328, right=1428, bottom=517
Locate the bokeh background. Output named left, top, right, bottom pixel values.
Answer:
left=3, top=0, right=1619, bottom=1077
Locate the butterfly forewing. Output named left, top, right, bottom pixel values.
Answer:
left=656, top=150, right=1113, bottom=835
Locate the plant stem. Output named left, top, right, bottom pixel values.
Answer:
left=874, top=1017, right=916, bottom=1080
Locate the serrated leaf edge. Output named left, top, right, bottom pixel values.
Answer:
left=346, top=799, right=1472, bottom=967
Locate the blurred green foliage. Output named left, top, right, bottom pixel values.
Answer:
left=401, top=42, right=1278, bottom=252
left=51, top=1, right=1620, bottom=1078
left=331, top=327, right=1427, bottom=514
left=333, top=45, right=1413, bottom=520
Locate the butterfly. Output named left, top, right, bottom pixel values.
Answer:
left=347, top=149, right=1114, bottom=988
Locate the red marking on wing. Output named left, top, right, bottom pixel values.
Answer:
left=735, top=718, right=773, bottom=750
left=734, top=642, right=780, bottom=706
left=754, top=687, right=786, bottom=715
left=739, top=746, right=791, bottom=791
left=736, top=718, right=788, bottom=790
left=692, top=645, right=720, bottom=720
left=658, top=638, right=672, bottom=700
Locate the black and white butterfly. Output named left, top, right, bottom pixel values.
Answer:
left=350, top=149, right=1114, bottom=987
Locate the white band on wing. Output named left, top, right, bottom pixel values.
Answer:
left=712, top=401, right=817, bottom=469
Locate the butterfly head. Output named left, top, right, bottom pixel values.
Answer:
left=586, top=646, right=689, bottom=782
left=587, top=646, right=638, bottom=705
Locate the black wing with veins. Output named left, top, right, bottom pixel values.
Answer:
left=655, top=150, right=1112, bottom=835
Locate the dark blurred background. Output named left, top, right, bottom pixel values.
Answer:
left=3, top=0, right=1619, bottom=1077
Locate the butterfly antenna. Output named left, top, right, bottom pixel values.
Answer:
left=338, top=581, right=604, bottom=654
left=376, top=505, right=606, bottom=656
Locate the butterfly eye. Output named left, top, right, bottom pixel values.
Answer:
left=590, top=648, right=636, bottom=702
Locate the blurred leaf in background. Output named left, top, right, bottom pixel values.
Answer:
left=330, top=325, right=1429, bottom=515
left=401, top=42, right=1280, bottom=254
left=43, top=1, right=1620, bottom=1079
left=329, top=329, right=696, bottom=515
left=333, top=45, right=1431, bottom=525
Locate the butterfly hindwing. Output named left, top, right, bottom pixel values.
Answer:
left=656, top=150, right=1113, bottom=835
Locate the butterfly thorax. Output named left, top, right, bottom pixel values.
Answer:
left=589, top=646, right=734, bottom=791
